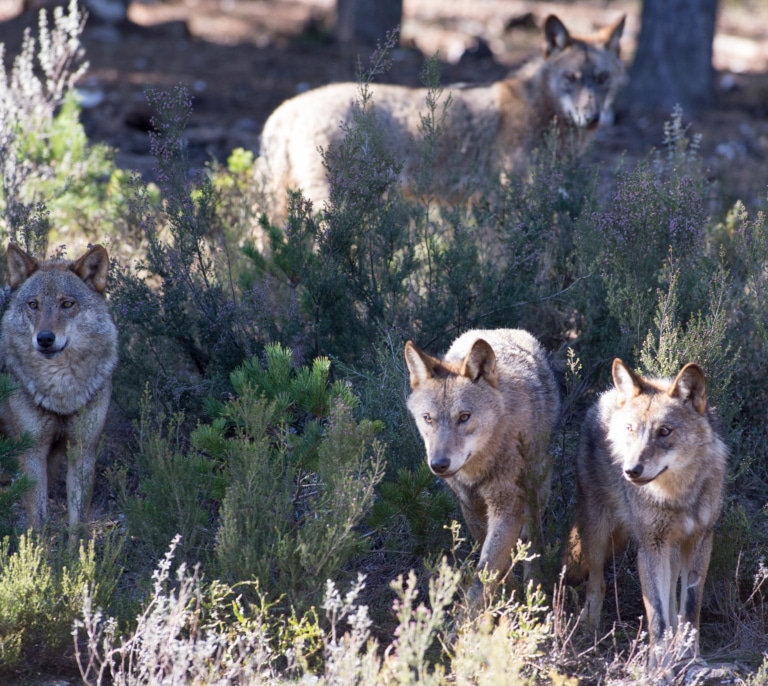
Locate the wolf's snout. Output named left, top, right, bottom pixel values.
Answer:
left=585, top=111, right=600, bottom=128
left=430, top=456, right=451, bottom=475
left=37, top=330, right=56, bottom=349
left=624, top=464, right=644, bottom=480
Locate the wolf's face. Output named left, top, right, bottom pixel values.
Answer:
left=404, top=339, right=504, bottom=478
left=542, top=14, right=626, bottom=129
left=607, top=359, right=710, bottom=491
left=15, top=271, right=97, bottom=357
left=6, top=244, right=110, bottom=360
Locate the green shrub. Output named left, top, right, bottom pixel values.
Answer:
left=639, top=260, right=738, bottom=413
left=209, top=344, right=385, bottom=609
left=0, top=0, right=127, bottom=248
left=0, top=374, right=33, bottom=540
left=574, top=107, right=712, bottom=363
left=0, top=532, right=121, bottom=672
left=113, top=391, right=225, bottom=568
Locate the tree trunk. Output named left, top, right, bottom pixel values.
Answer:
left=336, top=0, right=402, bottom=46
left=625, top=0, right=718, bottom=115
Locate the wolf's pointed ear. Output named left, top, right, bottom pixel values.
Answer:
left=72, top=244, right=109, bottom=293
left=404, top=341, right=439, bottom=390
left=600, top=14, right=625, bottom=55
left=669, top=363, right=707, bottom=414
left=612, top=358, right=641, bottom=408
left=6, top=243, right=38, bottom=289
left=544, top=15, right=571, bottom=56
left=461, top=339, right=498, bottom=389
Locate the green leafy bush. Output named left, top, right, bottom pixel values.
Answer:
left=0, top=374, right=32, bottom=540
left=113, top=391, right=225, bottom=568
left=210, top=344, right=385, bottom=609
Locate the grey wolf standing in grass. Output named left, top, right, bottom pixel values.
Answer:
left=0, top=243, right=117, bottom=544
left=404, top=329, right=560, bottom=603
left=257, top=13, right=625, bottom=214
left=567, top=359, right=727, bottom=670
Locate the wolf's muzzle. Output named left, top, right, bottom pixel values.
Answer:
left=37, top=330, right=56, bottom=349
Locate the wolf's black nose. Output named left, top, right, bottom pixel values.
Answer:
left=625, top=464, right=644, bottom=479
left=430, top=457, right=451, bottom=475
left=37, top=331, right=56, bottom=349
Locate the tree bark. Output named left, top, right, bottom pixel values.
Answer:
left=625, top=0, right=719, bottom=116
left=336, top=0, right=402, bottom=46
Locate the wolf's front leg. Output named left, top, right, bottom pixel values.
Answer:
left=468, top=511, right=525, bottom=606
left=65, top=384, right=111, bottom=547
left=678, top=529, right=714, bottom=660
left=21, top=445, right=50, bottom=529
left=66, top=440, right=97, bottom=546
left=637, top=543, right=676, bottom=671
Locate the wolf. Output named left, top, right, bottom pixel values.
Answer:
left=404, top=329, right=561, bottom=603
left=258, top=13, right=625, bottom=215
left=0, top=243, right=118, bottom=543
left=567, top=359, right=727, bottom=669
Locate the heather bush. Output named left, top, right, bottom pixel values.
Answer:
left=0, top=532, right=121, bottom=673
left=109, top=85, right=289, bottom=414
left=726, top=200, right=768, bottom=441
left=574, top=107, right=713, bottom=363
left=251, top=49, right=589, bottom=365
left=639, top=260, right=738, bottom=413
left=0, top=0, right=127, bottom=249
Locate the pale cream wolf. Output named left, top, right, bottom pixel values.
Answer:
left=258, top=14, right=625, bottom=214
left=0, top=243, right=117, bottom=543
left=404, top=329, right=561, bottom=602
left=567, top=359, right=727, bottom=669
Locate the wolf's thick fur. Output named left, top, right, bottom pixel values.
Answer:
left=404, top=329, right=560, bottom=602
left=0, top=243, right=117, bottom=541
left=567, top=359, right=727, bottom=668
left=258, top=14, right=625, bottom=214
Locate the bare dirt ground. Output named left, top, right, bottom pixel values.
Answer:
left=2, top=0, right=768, bottom=207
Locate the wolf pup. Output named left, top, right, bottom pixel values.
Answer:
left=567, top=359, right=727, bottom=669
left=0, top=243, right=118, bottom=543
left=258, top=14, right=625, bottom=214
left=405, top=329, right=560, bottom=603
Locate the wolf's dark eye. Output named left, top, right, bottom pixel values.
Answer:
left=423, top=414, right=432, bottom=424
left=27, top=301, right=38, bottom=310
left=626, top=424, right=633, bottom=433
left=658, top=426, right=672, bottom=437
left=596, top=71, right=610, bottom=85
left=563, top=71, right=578, bottom=84
left=61, top=300, right=75, bottom=309
left=458, top=412, right=471, bottom=424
